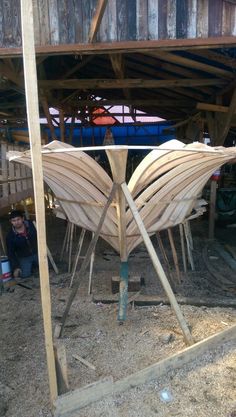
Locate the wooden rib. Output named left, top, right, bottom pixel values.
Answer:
left=8, top=140, right=236, bottom=257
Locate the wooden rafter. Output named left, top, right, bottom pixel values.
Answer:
left=2, top=36, right=236, bottom=59
left=217, top=88, right=236, bottom=144
left=110, top=54, right=134, bottom=120
left=39, top=78, right=226, bottom=90
left=197, top=102, right=236, bottom=114
left=88, top=0, right=108, bottom=43
left=147, top=51, right=234, bottom=79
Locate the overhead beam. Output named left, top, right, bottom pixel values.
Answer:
left=39, top=78, right=226, bottom=90
left=217, top=88, right=236, bottom=144
left=1, top=36, right=236, bottom=58
left=197, top=102, right=236, bottom=114
left=66, top=99, right=195, bottom=107
left=88, top=0, right=108, bottom=43
left=146, top=51, right=234, bottom=79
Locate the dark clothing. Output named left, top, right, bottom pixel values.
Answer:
left=6, top=220, right=38, bottom=272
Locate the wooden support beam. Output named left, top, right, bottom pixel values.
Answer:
left=39, top=78, right=226, bottom=90
left=121, top=182, right=193, bottom=346
left=148, top=50, right=234, bottom=79
left=59, top=108, right=65, bottom=142
left=209, top=180, right=217, bottom=240
left=41, top=97, right=57, bottom=141
left=20, top=0, right=58, bottom=403
left=59, top=183, right=117, bottom=336
left=197, top=102, right=236, bottom=114
left=61, top=98, right=193, bottom=108
left=217, top=88, right=236, bottom=145
left=88, top=0, right=108, bottom=42
left=2, top=36, right=236, bottom=59
left=54, top=324, right=236, bottom=416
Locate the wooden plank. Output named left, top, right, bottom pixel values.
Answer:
left=217, top=87, right=236, bottom=144
left=39, top=78, right=227, bottom=90
left=92, top=293, right=236, bottom=308
left=32, top=0, right=41, bottom=45
left=121, top=182, right=193, bottom=346
left=0, top=1, right=3, bottom=47
left=72, top=354, right=96, bottom=370
left=208, top=0, right=223, bottom=37
left=54, top=342, right=69, bottom=395
left=158, top=1, right=168, bottom=39
left=106, top=149, right=128, bottom=260
left=187, top=0, right=197, bottom=38
left=88, top=0, right=109, bottom=42
left=98, top=1, right=109, bottom=42
left=1, top=143, right=8, bottom=197
left=82, top=0, right=92, bottom=43
left=209, top=179, right=217, bottom=240
left=59, top=108, right=65, bottom=142
left=197, top=102, right=236, bottom=114
left=167, top=0, right=176, bottom=39
left=148, top=0, right=159, bottom=40
left=196, top=0, right=208, bottom=38
left=58, top=0, right=69, bottom=44
left=3, top=36, right=236, bottom=59
left=113, top=323, right=236, bottom=392
left=107, top=0, right=117, bottom=41
left=127, top=0, right=137, bottom=41
left=48, top=0, right=59, bottom=45
left=38, top=0, right=50, bottom=45
left=55, top=324, right=236, bottom=416
left=20, top=0, right=58, bottom=403
left=116, top=0, right=127, bottom=41
left=149, top=50, right=233, bottom=79
left=176, top=0, right=188, bottom=38
left=67, top=0, right=76, bottom=44
left=59, top=183, right=117, bottom=336
left=3, top=0, right=13, bottom=47
left=12, top=0, right=22, bottom=47
left=74, top=0, right=83, bottom=43
left=136, top=0, right=148, bottom=40
left=55, top=377, right=114, bottom=416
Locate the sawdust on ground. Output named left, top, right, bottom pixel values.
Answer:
left=0, top=217, right=236, bottom=417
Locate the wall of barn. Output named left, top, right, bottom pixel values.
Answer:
left=0, top=0, right=236, bottom=49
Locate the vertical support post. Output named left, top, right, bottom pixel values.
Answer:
left=20, top=0, right=58, bottom=403
left=179, top=224, right=187, bottom=273
left=70, top=228, right=86, bottom=288
left=60, top=184, right=117, bottom=336
left=88, top=232, right=95, bottom=295
left=117, top=261, right=129, bottom=321
left=121, top=182, right=194, bottom=346
left=209, top=180, right=217, bottom=240
left=106, top=149, right=128, bottom=322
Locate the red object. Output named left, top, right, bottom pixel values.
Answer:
left=211, top=169, right=221, bottom=181
left=92, top=108, right=117, bottom=125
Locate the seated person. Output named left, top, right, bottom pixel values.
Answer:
left=6, top=210, right=38, bottom=279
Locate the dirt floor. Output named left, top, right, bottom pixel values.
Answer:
left=0, top=215, right=236, bottom=417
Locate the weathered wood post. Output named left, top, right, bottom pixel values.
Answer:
left=106, top=149, right=129, bottom=322
left=20, top=0, right=58, bottom=403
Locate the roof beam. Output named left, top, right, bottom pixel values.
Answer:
left=66, top=99, right=194, bottom=108
left=217, top=88, right=236, bottom=144
left=146, top=51, right=234, bottom=79
left=88, top=0, right=108, bottom=43
left=2, top=36, right=236, bottom=58
left=197, top=102, right=236, bottom=114
left=39, top=78, right=226, bottom=90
